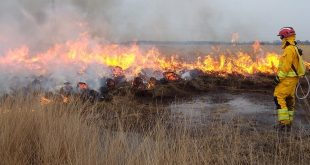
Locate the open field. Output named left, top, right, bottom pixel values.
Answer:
left=0, top=0, right=309, bottom=164
left=1, top=44, right=310, bottom=164
left=1, top=93, right=310, bottom=165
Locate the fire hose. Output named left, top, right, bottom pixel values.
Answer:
left=296, top=75, right=310, bottom=123
left=296, top=76, right=310, bottom=100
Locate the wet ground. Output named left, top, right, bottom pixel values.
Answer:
left=169, top=91, right=310, bottom=130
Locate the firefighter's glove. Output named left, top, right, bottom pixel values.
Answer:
left=274, top=76, right=280, bottom=85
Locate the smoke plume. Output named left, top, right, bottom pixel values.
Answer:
left=0, top=0, right=259, bottom=93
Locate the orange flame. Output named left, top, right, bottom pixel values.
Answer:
left=164, top=72, right=181, bottom=82
left=252, top=40, right=261, bottom=53
left=0, top=34, right=307, bottom=83
left=147, top=78, right=157, bottom=89
left=40, top=96, right=52, bottom=105
left=61, top=95, right=70, bottom=103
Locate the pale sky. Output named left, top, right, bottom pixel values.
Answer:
left=0, top=0, right=309, bottom=46
left=211, top=0, right=310, bottom=41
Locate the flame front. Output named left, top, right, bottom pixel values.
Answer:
left=0, top=35, right=307, bottom=88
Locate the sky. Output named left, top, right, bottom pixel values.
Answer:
left=212, top=0, right=310, bottom=41
left=0, top=0, right=308, bottom=49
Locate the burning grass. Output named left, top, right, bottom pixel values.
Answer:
left=1, top=69, right=277, bottom=107
left=1, top=41, right=309, bottom=164
left=3, top=37, right=306, bottom=95
left=1, top=94, right=310, bottom=164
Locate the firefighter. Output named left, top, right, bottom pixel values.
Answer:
left=274, top=27, right=305, bottom=130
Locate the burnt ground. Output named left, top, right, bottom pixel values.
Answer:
left=125, top=73, right=310, bottom=133
left=169, top=91, right=310, bottom=131
left=2, top=73, right=310, bottom=133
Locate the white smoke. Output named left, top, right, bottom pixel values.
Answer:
left=0, top=0, right=261, bottom=93
left=0, top=0, right=226, bottom=51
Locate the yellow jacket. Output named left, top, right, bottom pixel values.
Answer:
left=277, top=35, right=299, bottom=79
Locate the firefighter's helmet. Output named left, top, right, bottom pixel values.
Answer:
left=277, top=27, right=296, bottom=39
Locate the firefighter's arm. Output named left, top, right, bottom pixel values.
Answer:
left=277, top=48, right=294, bottom=78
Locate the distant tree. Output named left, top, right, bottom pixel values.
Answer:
left=273, top=40, right=281, bottom=45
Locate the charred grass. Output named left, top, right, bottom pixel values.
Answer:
left=1, top=92, right=310, bottom=165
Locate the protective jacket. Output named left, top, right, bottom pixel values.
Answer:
left=277, top=36, right=300, bottom=79
left=274, top=35, right=299, bottom=125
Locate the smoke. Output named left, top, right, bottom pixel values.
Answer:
left=0, top=0, right=228, bottom=50
left=0, top=0, right=261, bottom=93
left=72, top=0, right=234, bottom=42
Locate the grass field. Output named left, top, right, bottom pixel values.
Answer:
left=1, top=93, right=310, bottom=165
left=1, top=44, right=310, bottom=164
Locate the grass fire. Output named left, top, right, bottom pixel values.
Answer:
left=1, top=0, right=310, bottom=164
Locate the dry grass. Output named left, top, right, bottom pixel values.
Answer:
left=1, top=93, right=310, bottom=165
